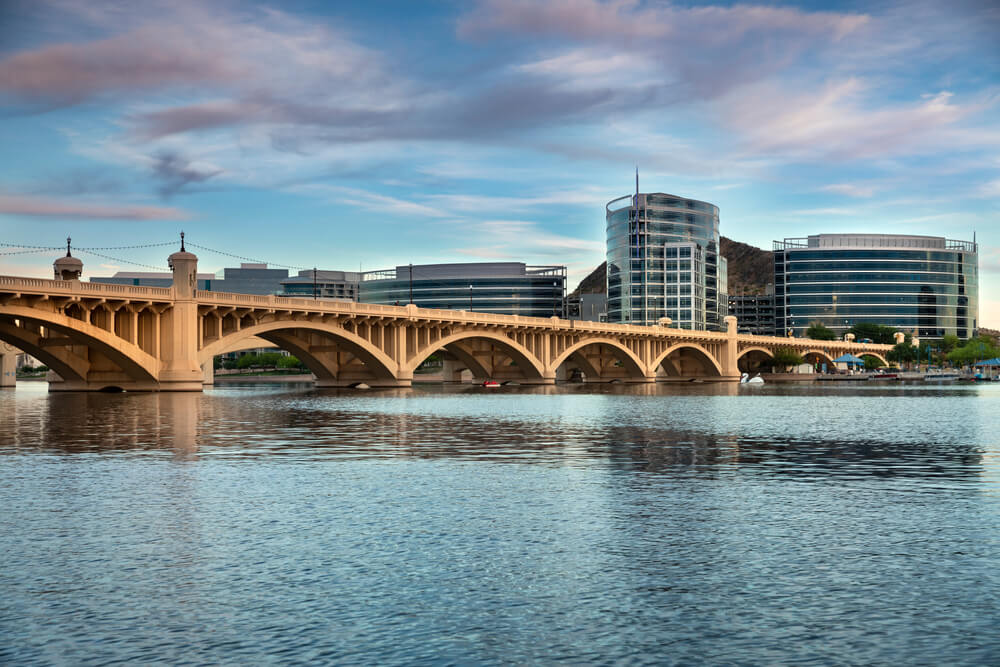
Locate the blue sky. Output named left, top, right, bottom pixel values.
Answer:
left=0, top=0, right=998, bottom=323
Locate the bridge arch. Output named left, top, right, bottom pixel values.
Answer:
left=802, top=349, right=836, bottom=367
left=549, top=337, right=647, bottom=380
left=199, top=320, right=398, bottom=382
left=0, top=320, right=88, bottom=383
left=0, top=306, right=159, bottom=385
left=405, top=330, right=545, bottom=380
left=737, top=346, right=775, bottom=373
left=859, top=351, right=888, bottom=367
left=651, top=342, right=724, bottom=377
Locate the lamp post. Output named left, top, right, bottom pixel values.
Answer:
left=469, top=284, right=473, bottom=312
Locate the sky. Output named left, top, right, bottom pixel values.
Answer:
left=0, top=0, right=998, bottom=323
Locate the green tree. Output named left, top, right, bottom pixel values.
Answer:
left=863, top=355, right=885, bottom=370
left=940, top=334, right=960, bottom=353
left=947, top=336, right=1000, bottom=367
left=887, top=341, right=917, bottom=366
left=236, top=353, right=258, bottom=370
left=222, top=358, right=238, bottom=370
left=849, top=323, right=897, bottom=345
left=259, top=352, right=283, bottom=368
left=771, top=348, right=804, bottom=371
left=277, top=355, right=305, bottom=370
left=805, top=322, right=836, bottom=341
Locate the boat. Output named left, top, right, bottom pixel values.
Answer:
left=482, top=380, right=500, bottom=388
left=740, top=372, right=764, bottom=385
left=924, top=372, right=960, bottom=382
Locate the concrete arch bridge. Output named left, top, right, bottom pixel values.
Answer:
left=0, top=250, right=892, bottom=391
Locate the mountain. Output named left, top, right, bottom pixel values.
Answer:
left=569, top=261, right=607, bottom=297
left=720, top=237, right=773, bottom=295
left=568, top=237, right=773, bottom=296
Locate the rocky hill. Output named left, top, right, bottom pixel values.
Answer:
left=569, top=237, right=773, bottom=296
left=720, top=237, right=773, bottom=295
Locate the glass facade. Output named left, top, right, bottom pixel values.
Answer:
left=774, top=234, right=978, bottom=340
left=359, top=263, right=566, bottom=317
left=606, top=192, right=727, bottom=329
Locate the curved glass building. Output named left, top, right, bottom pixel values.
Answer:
left=606, top=192, right=726, bottom=329
left=359, top=263, right=566, bottom=317
left=774, top=234, right=978, bottom=340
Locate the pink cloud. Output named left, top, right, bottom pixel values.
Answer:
left=0, top=194, right=189, bottom=220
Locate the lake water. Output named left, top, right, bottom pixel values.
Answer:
left=2, top=381, right=999, bottom=665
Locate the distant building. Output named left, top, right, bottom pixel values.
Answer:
left=279, top=270, right=360, bottom=301
left=359, top=263, right=566, bottom=317
left=606, top=191, right=727, bottom=330
left=92, top=262, right=289, bottom=295
left=728, top=287, right=775, bottom=336
left=774, top=234, right=978, bottom=340
left=566, top=293, right=608, bottom=322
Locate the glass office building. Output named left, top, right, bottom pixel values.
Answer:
left=774, top=234, right=978, bottom=340
left=359, top=263, right=566, bottom=317
left=606, top=192, right=727, bottom=329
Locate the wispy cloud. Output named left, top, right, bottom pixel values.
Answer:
left=0, top=194, right=189, bottom=220
left=821, top=183, right=879, bottom=198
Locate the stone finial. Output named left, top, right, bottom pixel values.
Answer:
left=53, top=236, right=83, bottom=280
left=894, top=332, right=906, bottom=344
left=844, top=333, right=856, bottom=342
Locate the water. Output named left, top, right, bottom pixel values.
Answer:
left=2, top=381, right=999, bottom=665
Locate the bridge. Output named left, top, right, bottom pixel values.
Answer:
left=0, top=246, right=892, bottom=391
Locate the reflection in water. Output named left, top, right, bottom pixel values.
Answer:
left=1, top=382, right=999, bottom=665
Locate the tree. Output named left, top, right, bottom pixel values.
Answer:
left=277, top=355, right=305, bottom=370
left=849, top=323, right=897, bottom=345
left=259, top=352, right=283, bottom=368
left=887, top=341, right=917, bottom=365
left=236, top=353, right=258, bottom=370
left=771, top=348, right=804, bottom=371
left=805, top=322, right=836, bottom=341
left=940, top=334, right=960, bottom=353
left=947, top=336, right=1000, bottom=367
left=863, top=355, right=885, bottom=370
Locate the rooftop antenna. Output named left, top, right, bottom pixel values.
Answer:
left=65, top=236, right=72, bottom=257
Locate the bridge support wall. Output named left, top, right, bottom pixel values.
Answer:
left=1, top=346, right=15, bottom=387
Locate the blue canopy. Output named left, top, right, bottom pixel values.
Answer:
left=974, top=358, right=1000, bottom=366
left=833, top=353, right=866, bottom=364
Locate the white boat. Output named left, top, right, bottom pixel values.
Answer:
left=740, top=372, right=764, bottom=385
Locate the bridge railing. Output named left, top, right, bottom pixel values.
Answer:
left=193, top=289, right=744, bottom=339
left=0, top=275, right=172, bottom=299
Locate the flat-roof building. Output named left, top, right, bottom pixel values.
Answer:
left=774, top=234, right=978, bottom=340
left=359, top=263, right=566, bottom=317
left=92, top=263, right=289, bottom=295
left=279, top=270, right=360, bottom=301
left=728, top=287, right=775, bottom=336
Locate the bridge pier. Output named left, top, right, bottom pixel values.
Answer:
left=1, top=344, right=16, bottom=388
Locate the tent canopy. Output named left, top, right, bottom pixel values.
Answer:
left=974, top=358, right=1000, bottom=366
left=833, top=353, right=866, bottom=364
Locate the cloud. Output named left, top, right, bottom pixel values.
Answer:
left=821, top=183, right=879, bottom=198
left=151, top=151, right=222, bottom=199
left=0, top=194, right=189, bottom=220
left=980, top=179, right=1000, bottom=198
left=0, top=3, right=388, bottom=109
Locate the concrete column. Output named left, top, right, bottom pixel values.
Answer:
left=202, top=361, right=215, bottom=386
left=159, top=248, right=204, bottom=391
left=0, top=347, right=16, bottom=387
left=442, top=359, right=464, bottom=383
left=722, top=315, right=739, bottom=381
